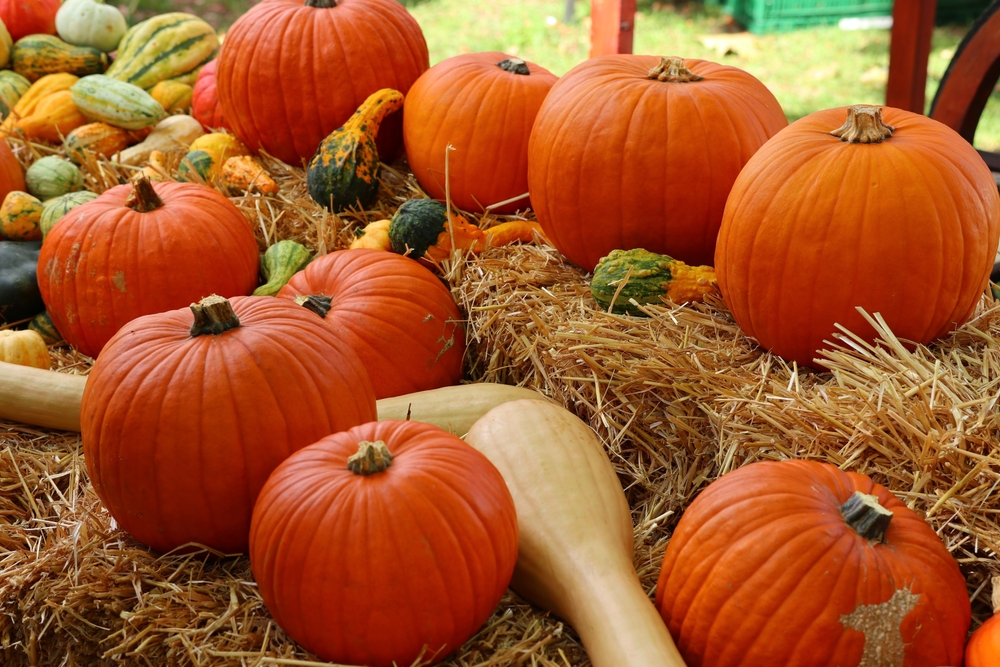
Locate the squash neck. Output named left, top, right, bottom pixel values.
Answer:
left=342, top=89, right=405, bottom=134
left=295, top=294, right=332, bottom=318
left=648, top=56, right=702, bottom=82
left=348, top=440, right=393, bottom=475
left=189, top=295, right=241, bottom=336
left=840, top=491, right=892, bottom=543
left=126, top=173, right=164, bottom=213
left=829, top=105, right=895, bottom=144
left=497, top=58, right=530, bottom=75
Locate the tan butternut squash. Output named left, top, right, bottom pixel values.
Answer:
left=0, top=361, right=83, bottom=431
left=464, top=399, right=687, bottom=667
left=116, top=113, right=203, bottom=165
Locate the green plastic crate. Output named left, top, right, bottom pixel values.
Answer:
left=716, top=0, right=992, bottom=33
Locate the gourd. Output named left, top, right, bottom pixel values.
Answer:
left=655, top=459, right=970, bottom=666
left=464, top=399, right=687, bottom=667
left=0, top=131, right=24, bottom=202
left=349, top=219, right=391, bottom=251
left=590, top=248, right=717, bottom=314
left=64, top=121, right=132, bottom=163
left=39, top=189, right=98, bottom=237
left=0, top=360, right=83, bottom=431
left=222, top=155, right=278, bottom=195
left=714, top=105, right=1000, bottom=367
left=80, top=294, right=378, bottom=554
left=528, top=55, right=789, bottom=271
left=28, top=310, right=61, bottom=345
left=0, top=17, right=11, bottom=68
left=11, top=89, right=90, bottom=142
left=307, top=89, right=403, bottom=212
left=277, top=248, right=466, bottom=399
left=217, top=0, right=428, bottom=165
left=25, top=156, right=83, bottom=201
left=190, top=59, right=227, bottom=131
left=11, top=34, right=108, bottom=82
left=403, top=53, right=557, bottom=214
left=0, top=0, right=60, bottom=42
left=252, top=240, right=312, bottom=297
left=70, top=74, right=166, bottom=130
left=37, top=173, right=259, bottom=357
left=104, top=13, right=219, bottom=91
left=0, top=72, right=78, bottom=135
left=249, top=419, right=518, bottom=666
left=966, top=577, right=1000, bottom=666
left=116, top=114, right=204, bottom=166
left=0, top=240, right=43, bottom=323
left=388, top=198, right=485, bottom=262
left=55, top=0, right=127, bottom=53
left=0, top=70, right=30, bottom=118
left=148, top=80, right=192, bottom=113
left=0, top=329, right=50, bottom=369
left=178, top=132, right=249, bottom=182
left=0, top=191, right=44, bottom=240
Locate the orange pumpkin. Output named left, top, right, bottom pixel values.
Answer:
left=0, top=0, right=59, bottom=41
left=965, top=578, right=1000, bottom=667
left=250, top=418, right=518, bottom=667
left=714, top=105, right=1000, bottom=367
left=0, top=138, right=24, bottom=204
left=403, top=52, right=557, bottom=214
left=190, top=58, right=228, bottom=131
left=527, top=55, right=787, bottom=271
left=656, top=459, right=971, bottom=667
left=82, top=294, right=377, bottom=554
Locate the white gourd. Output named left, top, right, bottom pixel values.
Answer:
left=56, top=0, right=128, bottom=53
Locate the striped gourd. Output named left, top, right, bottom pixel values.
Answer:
left=0, top=71, right=30, bottom=119
left=40, top=190, right=98, bottom=238
left=104, top=13, right=219, bottom=91
left=70, top=74, right=166, bottom=130
left=11, top=35, right=108, bottom=82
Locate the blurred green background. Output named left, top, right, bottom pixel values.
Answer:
left=123, top=0, right=999, bottom=151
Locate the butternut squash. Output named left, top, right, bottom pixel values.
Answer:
left=0, top=361, right=84, bottom=431
left=464, top=399, right=687, bottom=667
left=115, top=113, right=203, bottom=165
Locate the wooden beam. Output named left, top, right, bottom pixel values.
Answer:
left=589, top=0, right=636, bottom=57
left=885, top=0, right=937, bottom=112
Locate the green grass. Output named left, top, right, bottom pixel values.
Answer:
left=134, top=0, right=1000, bottom=151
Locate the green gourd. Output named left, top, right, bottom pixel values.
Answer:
left=103, top=13, right=219, bottom=90
left=176, top=149, right=216, bottom=183
left=590, top=248, right=718, bottom=316
left=40, top=190, right=98, bottom=238
left=0, top=70, right=31, bottom=119
left=70, top=74, right=166, bottom=130
left=253, top=240, right=313, bottom=297
left=28, top=311, right=63, bottom=345
left=11, top=35, right=108, bottom=82
left=0, top=240, right=44, bottom=324
left=25, top=156, right=84, bottom=201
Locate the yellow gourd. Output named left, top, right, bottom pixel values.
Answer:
left=0, top=191, right=44, bottom=240
left=0, top=330, right=50, bottom=369
left=0, top=72, right=78, bottom=134
left=464, top=399, right=688, bottom=667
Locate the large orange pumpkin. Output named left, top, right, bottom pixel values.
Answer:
left=277, top=248, right=465, bottom=399
left=655, top=459, right=971, bottom=667
left=527, top=55, right=788, bottom=271
left=0, top=0, right=59, bottom=41
left=0, top=138, right=24, bottom=203
left=403, top=52, right=557, bottom=214
left=250, top=419, right=518, bottom=667
left=82, top=294, right=377, bottom=555
left=37, top=175, right=259, bottom=358
left=216, top=0, right=428, bottom=166
left=714, top=105, right=1000, bottom=368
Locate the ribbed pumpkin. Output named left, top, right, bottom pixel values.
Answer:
left=966, top=579, right=1000, bottom=667
left=249, top=419, right=517, bottom=666
left=0, top=135, right=24, bottom=202
left=190, top=58, right=227, bottom=131
left=0, top=0, right=59, bottom=41
left=277, top=248, right=465, bottom=399
left=37, top=174, right=259, bottom=358
left=82, top=294, right=377, bottom=554
left=217, top=0, right=428, bottom=166
left=527, top=55, right=788, bottom=271
left=655, top=459, right=971, bottom=667
left=714, top=105, right=1000, bottom=367
left=403, top=53, right=557, bottom=214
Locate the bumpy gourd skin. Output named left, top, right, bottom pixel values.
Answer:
left=0, top=240, right=44, bottom=323
left=590, top=247, right=717, bottom=315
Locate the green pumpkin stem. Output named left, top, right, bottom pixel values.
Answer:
left=829, top=105, right=895, bottom=144
left=295, top=294, right=332, bottom=318
left=497, top=58, right=531, bottom=75
left=347, top=440, right=394, bottom=475
left=840, top=491, right=893, bottom=543
left=305, top=0, right=338, bottom=7
left=125, top=173, right=164, bottom=213
left=648, top=56, right=703, bottom=82
left=189, top=294, right=241, bottom=336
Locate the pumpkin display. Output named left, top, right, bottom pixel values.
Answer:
left=0, top=0, right=60, bottom=42
left=403, top=53, right=557, bottom=214
left=527, top=55, right=788, bottom=271
left=217, top=0, right=429, bottom=165
left=277, top=248, right=466, bottom=399
left=55, top=0, right=127, bottom=53
left=81, top=294, right=377, bottom=554
left=190, top=58, right=227, bottom=131
left=965, top=577, right=1000, bottom=667
left=0, top=240, right=43, bottom=323
left=307, top=88, right=403, bottom=212
left=714, top=105, right=1000, bottom=367
left=249, top=418, right=518, bottom=667
left=0, top=329, right=50, bottom=369
left=590, top=248, right=717, bottom=314
left=655, top=459, right=971, bottom=666
left=37, top=174, right=259, bottom=358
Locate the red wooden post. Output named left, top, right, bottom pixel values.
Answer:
left=590, top=0, right=636, bottom=57
left=885, top=0, right=937, bottom=112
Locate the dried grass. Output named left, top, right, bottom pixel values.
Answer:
left=1, top=131, right=998, bottom=666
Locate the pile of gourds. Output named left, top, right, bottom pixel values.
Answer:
left=0, top=0, right=998, bottom=665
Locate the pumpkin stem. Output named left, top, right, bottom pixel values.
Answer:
left=294, top=294, right=332, bottom=318
left=189, top=294, right=241, bottom=336
left=648, top=56, right=703, bottom=83
left=305, top=0, right=338, bottom=7
left=347, top=440, right=394, bottom=475
left=125, top=173, right=164, bottom=213
left=829, top=105, right=895, bottom=144
left=840, top=491, right=893, bottom=543
left=497, top=58, right=531, bottom=75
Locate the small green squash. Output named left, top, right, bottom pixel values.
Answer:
left=590, top=248, right=718, bottom=315
left=104, top=13, right=219, bottom=90
left=39, top=189, right=98, bottom=237
left=70, top=74, right=166, bottom=130
left=55, top=0, right=128, bottom=53
left=253, top=240, right=313, bottom=297
left=387, top=198, right=485, bottom=262
left=0, top=240, right=44, bottom=324
left=0, top=70, right=31, bottom=119
left=28, top=310, right=63, bottom=345
left=176, top=149, right=216, bottom=184
left=11, top=34, right=108, bottom=82
left=307, top=88, right=403, bottom=213
left=0, top=192, right=44, bottom=241
left=25, top=156, right=84, bottom=201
